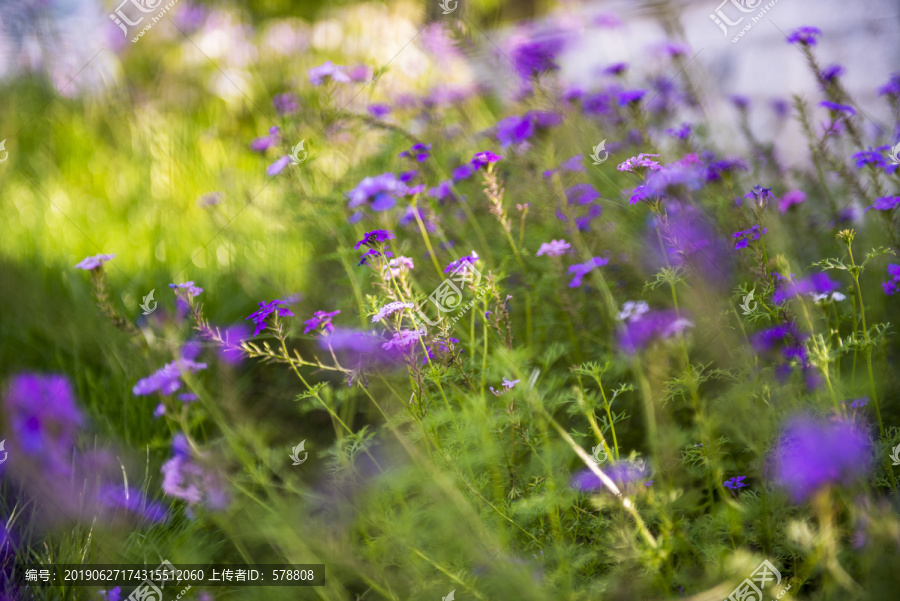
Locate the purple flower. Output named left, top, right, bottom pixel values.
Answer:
left=821, top=64, right=844, bottom=82
left=732, top=225, right=767, bottom=250
left=153, top=403, right=165, bottom=418
left=372, top=301, right=414, bottom=323
left=704, top=157, right=748, bottom=182
left=878, top=73, right=900, bottom=97
left=368, top=103, right=391, bottom=117
left=565, top=183, right=600, bottom=205
left=883, top=264, right=900, bottom=295
left=771, top=415, right=872, bottom=503
left=267, top=155, right=292, bottom=176
left=399, top=143, right=431, bottom=162
left=820, top=100, right=856, bottom=115
left=471, top=151, right=503, bottom=168
left=347, top=64, right=372, bottom=82
left=865, top=196, right=900, bottom=212
left=603, top=62, right=627, bottom=76
left=729, top=95, right=750, bottom=110
left=617, top=89, right=647, bottom=105
left=250, top=126, right=280, bottom=152
left=217, top=323, right=250, bottom=365
left=536, top=239, right=571, bottom=257
left=495, top=115, right=535, bottom=148
left=571, top=459, right=650, bottom=493
left=745, top=185, right=774, bottom=208
left=303, top=310, right=340, bottom=335
left=617, top=153, right=661, bottom=173
left=452, top=162, right=476, bottom=181
left=348, top=173, right=407, bottom=211
left=97, top=485, right=168, bottom=524
left=169, top=281, right=203, bottom=297
left=786, top=26, right=822, bottom=45
left=665, top=122, right=692, bottom=140
left=773, top=273, right=841, bottom=304
left=273, top=93, right=299, bottom=115
left=618, top=309, right=693, bottom=354
left=132, top=358, right=208, bottom=397
left=427, top=181, right=456, bottom=202
left=74, top=253, right=115, bottom=270
left=848, top=397, right=869, bottom=409
left=444, top=251, right=480, bottom=275
left=382, top=328, right=426, bottom=352
left=422, top=337, right=460, bottom=365
left=355, top=229, right=395, bottom=249
left=308, top=60, right=351, bottom=85
left=771, top=99, right=791, bottom=118
left=851, top=149, right=886, bottom=169
left=246, top=299, right=295, bottom=336
left=568, top=257, right=608, bottom=288
left=161, top=434, right=228, bottom=509
left=383, top=256, right=415, bottom=280
left=723, top=476, right=748, bottom=490
left=489, top=377, right=521, bottom=396
left=778, top=190, right=807, bottom=213
left=511, top=33, right=565, bottom=77
left=104, top=587, right=122, bottom=601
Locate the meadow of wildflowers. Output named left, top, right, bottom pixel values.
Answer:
left=1, top=1, right=900, bottom=600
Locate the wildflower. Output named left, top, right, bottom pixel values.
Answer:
left=169, top=281, right=203, bottom=297
left=347, top=173, right=407, bottom=211
left=382, top=328, right=426, bottom=352
left=273, top=93, right=299, bottom=115
left=358, top=249, right=393, bottom=266
left=97, top=485, right=168, bottom=524
left=444, top=251, right=479, bottom=275
left=618, top=309, right=692, bottom=354
left=489, top=377, right=520, bottom=396
left=571, top=459, right=650, bottom=493
left=267, top=155, right=292, bottom=176
left=495, top=115, right=534, bottom=147
left=132, top=358, right=208, bottom=397
left=250, top=126, right=280, bottom=152
left=303, top=310, right=340, bottom=335
left=452, top=163, right=476, bottom=181
left=246, top=299, right=295, bottom=336
left=565, top=183, right=600, bottom=205
left=778, top=190, right=806, bottom=213
left=617, top=89, right=646, bottom=105
left=568, top=257, right=608, bottom=288
left=877, top=73, right=900, bottom=97
left=865, top=196, right=900, bottom=211
left=74, top=253, right=115, bottom=270
left=372, top=301, right=414, bottom=323
left=347, top=64, right=371, bottom=82
left=729, top=95, right=750, bottom=110
left=723, top=476, right=748, bottom=490
left=820, top=100, right=855, bottom=115
left=103, top=587, right=122, bottom=601
left=848, top=397, right=869, bottom=409
left=617, top=300, right=649, bottom=321
left=882, top=264, right=900, bottom=295
left=217, top=323, right=250, bottom=365
left=355, top=229, right=395, bottom=249
left=536, top=239, right=571, bottom=257
left=666, top=122, right=691, bottom=140
left=786, top=26, right=822, bottom=45
left=773, top=273, right=841, bottom=304
left=399, top=143, right=431, bottom=162
left=383, top=256, right=415, bottom=280
left=732, top=225, right=767, bottom=250
left=745, top=185, right=774, bottom=208
left=771, top=415, right=872, bottom=503
left=308, top=60, right=350, bottom=85
left=421, top=337, right=460, bottom=365
left=161, top=434, right=228, bottom=509
left=511, top=33, right=565, bottom=77
left=617, top=153, right=661, bottom=173
left=771, top=99, right=791, bottom=118
left=368, top=103, right=391, bottom=117
left=704, top=157, right=748, bottom=182
left=471, top=150, right=503, bottom=167
left=821, top=64, right=844, bottom=82
left=153, top=403, right=165, bottom=418
left=427, top=181, right=457, bottom=202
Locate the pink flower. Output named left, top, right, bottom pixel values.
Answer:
left=536, top=240, right=572, bottom=257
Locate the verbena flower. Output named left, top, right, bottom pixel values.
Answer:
left=771, top=415, right=872, bottom=503
left=471, top=151, right=503, bottom=167
left=536, top=239, right=571, bottom=257
left=452, top=163, right=475, bottom=181
left=618, top=309, right=692, bottom=354
left=217, top=323, right=250, bottom=365
left=383, top=256, right=415, bottom=280
left=786, top=26, right=822, bottom=45
left=865, top=196, right=900, bottom=212
left=246, top=299, right=295, bottom=336
left=848, top=397, right=869, bottom=409
left=617, top=153, right=661, bottom=173
left=132, top=358, right=208, bottom=397
left=773, top=273, right=841, bottom=304
left=97, top=485, right=168, bottom=524
left=882, top=264, right=900, bottom=295
left=74, top=253, right=115, bottom=270
left=422, top=337, right=459, bottom=365
left=745, top=185, right=774, bottom=209
left=382, top=328, right=425, bottom=352
left=489, top=377, right=520, bottom=396
left=771, top=99, right=791, bottom=118
left=603, top=62, right=627, bottom=76
left=852, top=148, right=885, bottom=169
left=347, top=173, right=407, bottom=211
left=617, top=89, right=646, bottom=105
left=571, top=459, right=650, bottom=493
left=250, top=126, right=280, bottom=152
left=169, top=281, right=203, bottom=297
left=368, top=103, right=391, bottom=117
left=821, top=64, right=844, bottom=82
left=723, top=476, right=748, bottom=490
left=308, top=60, right=350, bottom=85
left=877, top=73, right=900, bottom=97
left=510, top=32, right=565, bottom=77
left=444, top=251, right=479, bottom=275
left=273, top=93, right=299, bottom=115
left=355, top=229, right=395, bottom=249
left=399, top=143, right=431, bottom=162
left=778, top=190, right=806, bottom=213
left=427, top=181, right=457, bottom=202
left=304, top=310, right=340, bottom=335
left=568, top=257, right=608, bottom=288
left=820, top=100, right=855, bottom=115
left=617, top=301, right=649, bottom=321
left=372, top=301, right=414, bottom=323
left=267, top=155, right=292, bottom=176
left=704, top=156, right=748, bottom=182
left=565, top=183, right=600, bottom=205
left=161, top=434, right=228, bottom=509
left=732, top=225, right=767, bottom=250
left=665, top=122, right=691, bottom=140
left=358, top=249, right=393, bottom=266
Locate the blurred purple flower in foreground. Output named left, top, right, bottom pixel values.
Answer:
left=618, top=307, right=692, bottom=354
left=770, top=415, right=872, bottom=503
left=132, top=358, right=208, bottom=397
left=161, top=434, right=228, bottom=510
left=347, top=173, right=407, bottom=211
left=778, top=190, right=806, bottom=213
left=568, top=257, right=608, bottom=288
left=273, top=93, right=299, bottom=115
left=308, top=60, right=350, bottom=85
left=571, top=459, right=650, bottom=494
left=250, top=126, right=280, bottom=152
left=74, top=253, right=115, bottom=270
left=773, top=273, right=840, bottom=304
left=536, top=239, right=571, bottom=257
left=786, top=26, right=822, bottom=46
left=866, top=196, right=900, bottom=212
left=883, top=264, right=900, bottom=295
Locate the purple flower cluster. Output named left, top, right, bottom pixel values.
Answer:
left=399, top=143, right=431, bottom=162
left=866, top=196, right=900, bottom=212
left=732, top=225, right=767, bottom=250
left=246, top=299, right=295, bottom=336
left=444, top=251, right=479, bottom=275
left=820, top=100, right=855, bottom=115
left=251, top=126, right=280, bottom=152
left=273, top=93, right=299, bottom=115
left=536, top=239, right=571, bottom=257
left=161, top=434, right=228, bottom=509
left=422, top=336, right=460, bottom=365
left=723, top=476, right=748, bottom=490
left=786, top=26, right=822, bottom=46
left=617, top=308, right=693, bottom=354
left=74, top=253, right=115, bottom=270
left=494, top=111, right=561, bottom=148
left=169, top=281, right=203, bottom=297
left=565, top=183, right=600, bottom=205
left=347, top=172, right=410, bottom=211
left=773, top=273, right=841, bottom=304
left=568, top=257, right=608, bottom=288
left=617, top=153, right=661, bottom=174
left=882, top=264, right=900, bottom=295
left=308, top=60, right=350, bottom=85
left=304, top=310, right=340, bottom=335
left=510, top=32, right=566, bottom=77
left=778, top=190, right=806, bottom=213
left=132, top=357, right=208, bottom=397
left=571, top=459, right=650, bottom=494
left=751, top=323, right=819, bottom=387
left=771, top=415, right=872, bottom=502
left=372, top=301, right=414, bottom=323
left=382, top=328, right=426, bottom=352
